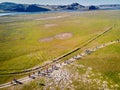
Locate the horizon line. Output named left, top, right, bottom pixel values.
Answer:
left=0, top=1, right=120, bottom=6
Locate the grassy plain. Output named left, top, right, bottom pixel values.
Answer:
left=0, top=10, right=120, bottom=86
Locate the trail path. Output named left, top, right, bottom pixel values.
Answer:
left=0, top=27, right=112, bottom=76
left=0, top=40, right=119, bottom=89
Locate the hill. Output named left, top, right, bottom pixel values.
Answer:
left=0, top=2, right=50, bottom=12
left=0, top=2, right=120, bottom=12
left=98, top=4, right=120, bottom=10
left=0, top=2, right=100, bottom=12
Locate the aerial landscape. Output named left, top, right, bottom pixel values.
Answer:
left=0, top=0, right=120, bottom=90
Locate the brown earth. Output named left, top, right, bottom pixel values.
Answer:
left=39, top=32, right=73, bottom=42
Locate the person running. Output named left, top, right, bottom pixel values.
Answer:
left=28, top=74, right=31, bottom=78
left=13, top=78, right=17, bottom=83
left=38, top=71, right=41, bottom=75
left=10, top=81, right=13, bottom=84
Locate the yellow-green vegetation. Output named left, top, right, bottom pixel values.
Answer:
left=77, top=43, right=120, bottom=87
left=0, top=10, right=120, bottom=86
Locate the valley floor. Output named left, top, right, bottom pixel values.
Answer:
left=0, top=10, right=120, bottom=90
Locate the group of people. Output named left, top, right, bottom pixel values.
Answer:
left=11, top=39, right=120, bottom=85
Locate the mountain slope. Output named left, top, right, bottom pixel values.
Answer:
left=0, top=2, right=50, bottom=12
left=0, top=2, right=120, bottom=12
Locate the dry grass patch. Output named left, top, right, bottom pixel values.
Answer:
left=44, top=24, right=57, bottom=28
left=39, top=32, right=73, bottom=42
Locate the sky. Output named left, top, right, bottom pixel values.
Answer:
left=0, top=0, right=120, bottom=5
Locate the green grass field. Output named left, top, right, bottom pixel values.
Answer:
left=13, top=43, right=120, bottom=90
left=0, top=10, right=120, bottom=89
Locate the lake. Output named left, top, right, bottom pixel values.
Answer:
left=0, top=9, right=120, bottom=17
left=0, top=11, right=51, bottom=16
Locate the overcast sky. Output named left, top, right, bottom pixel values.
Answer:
left=0, top=0, right=120, bottom=5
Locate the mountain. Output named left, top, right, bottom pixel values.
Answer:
left=0, top=2, right=87, bottom=12
left=48, top=3, right=85, bottom=11
left=26, top=5, right=51, bottom=12
left=99, top=4, right=120, bottom=7
left=89, top=6, right=99, bottom=10
left=0, top=2, right=120, bottom=12
left=0, top=2, right=19, bottom=10
left=0, top=2, right=50, bottom=12
left=98, top=4, right=120, bottom=10
left=58, top=3, right=85, bottom=10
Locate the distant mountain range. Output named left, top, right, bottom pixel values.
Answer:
left=0, top=2, right=120, bottom=12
